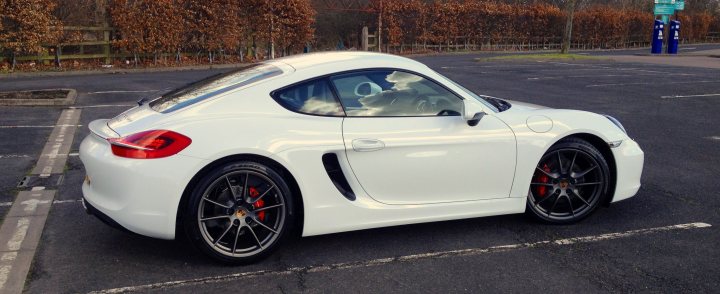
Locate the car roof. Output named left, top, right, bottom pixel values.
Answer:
left=267, top=51, right=425, bottom=72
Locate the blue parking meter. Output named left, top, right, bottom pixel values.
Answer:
left=667, top=20, right=680, bottom=54
left=651, top=19, right=664, bottom=54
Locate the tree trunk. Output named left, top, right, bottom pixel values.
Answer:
left=561, top=0, right=577, bottom=54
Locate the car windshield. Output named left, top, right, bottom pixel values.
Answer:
left=150, top=64, right=282, bottom=113
left=436, top=74, right=500, bottom=112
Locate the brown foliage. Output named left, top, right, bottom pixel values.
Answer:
left=0, top=0, right=62, bottom=55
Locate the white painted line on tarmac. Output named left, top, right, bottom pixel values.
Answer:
left=0, top=252, right=18, bottom=290
left=70, top=104, right=134, bottom=109
left=89, top=222, right=712, bottom=294
left=86, top=90, right=160, bottom=95
left=0, top=199, right=82, bottom=207
left=0, top=124, right=82, bottom=129
left=69, top=153, right=79, bottom=157
left=706, top=136, right=720, bottom=141
left=661, top=93, right=720, bottom=99
left=588, top=80, right=719, bottom=87
left=0, top=154, right=30, bottom=159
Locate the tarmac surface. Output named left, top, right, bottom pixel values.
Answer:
left=0, top=45, right=719, bottom=293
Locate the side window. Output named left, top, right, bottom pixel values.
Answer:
left=330, top=70, right=463, bottom=117
left=272, top=79, right=344, bottom=116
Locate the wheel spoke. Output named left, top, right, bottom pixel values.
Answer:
left=246, top=225, right=263, bottom=249
left=225, top=176, right=238, bottom=199
left=557, top=151, right=563, bottom=173
left=232, top=224, right=242, bottom=253
left=566, top=195, right=575, bottom=217
left=242, top=172, right=250, bottom=199
left=250, top=185, right=276, bottom=204
left=253, top=203, right=284, bottom=213
left=572, top=165, right=597, bottom=179
left=252, top=217, right=278, bottom=234
left=536, top=166, right=559, bottom=179
left=213, top=222, right=234, bottom=245
left=569, top=151, right=578, bottom=173
left=570, top=189, right=591, bottom=206
left=548, top=194, right=561, bottom=216
left=531, top=182, right=554, bottom=186
left=200, top=215, right=230, bottom=222
left=575, top=182, right=602, bottom=186
left=203, top=198, right=232, bottom=209
left=536, top=191, right=557, bottom=205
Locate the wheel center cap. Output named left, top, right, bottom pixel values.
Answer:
left=559, top=180, right=570, bottom=189
left=236, top=209, right=247, bottom=218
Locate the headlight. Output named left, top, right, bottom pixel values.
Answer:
left=604, top=115, right=627, bottom=134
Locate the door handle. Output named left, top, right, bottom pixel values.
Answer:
left=352, top=139, right=385, bottom=152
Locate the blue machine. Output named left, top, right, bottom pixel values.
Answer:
left=667, top=20, right=680, bottom=54
left=651, top=19, right=665, bottom=54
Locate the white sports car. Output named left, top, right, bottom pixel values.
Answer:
left=80, top=52, right=644, bottom=263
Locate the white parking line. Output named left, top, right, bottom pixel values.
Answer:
left=587, top=80, right=719, bottom=87
left=0, top=199, right=81, bottom=208
left=706, top=136, right=720, bottom=141
left=661, top=93, right=720, bottom=99
left=0, top=154, right=30, bottom=159
left=86, top=90, right=160, bottom=95
left=0, top=124, right=82, bottom=129
left=89, top=222, right=711, bottom=294
left=70, top=104, right=134, bottom=109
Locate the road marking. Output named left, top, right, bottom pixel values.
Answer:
left=0, top=124, right=82, bottom=129
left=0, top=154, right=30, bottom=159
left=0, top=252, right=18, bottom=290
left=0, top=199, right=81, bottom=207
left=70, top=104, right=134, bottom=109
left=527, top=73, right=694, bottom=80
left=6, top=218, right=30, bottom=251
left=587, top=80, right=720, bottom=87
left=661, top=93, right=720, bottom=99
left=706, top=136, right=720, bottom=141
left=89, top=222, right=712, bottom=294
left=86, top=90, right=160, bottom=95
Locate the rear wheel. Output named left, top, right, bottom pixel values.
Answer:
left=184, top=161, right=296, bottom=264
left=526, top=138, right=610, bottom=224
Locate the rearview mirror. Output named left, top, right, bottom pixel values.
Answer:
left=467, top=112, right=486, bottom=126
left=464, top=99, right=487, bottom=126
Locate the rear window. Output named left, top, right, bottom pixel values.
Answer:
left=150, top=64, right=282, bottom=113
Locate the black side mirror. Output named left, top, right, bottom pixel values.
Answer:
left=467, top=112, right=486, bottom=126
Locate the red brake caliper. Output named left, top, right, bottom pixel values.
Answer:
left=535, top=164, right=551, bottom=197
left=248, top=187, right=266, bottom=221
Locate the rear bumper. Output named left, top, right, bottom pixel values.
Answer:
left=610, top=138, right=644, bottom=203
left=80, top=133, right=207, bottom=240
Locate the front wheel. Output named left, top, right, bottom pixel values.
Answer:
left=526, top=138, right=610, bottom=224
left=184, top=161, right=296, bottom=264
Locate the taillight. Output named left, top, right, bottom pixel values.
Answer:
left=108, top=130, right=191, bottom=159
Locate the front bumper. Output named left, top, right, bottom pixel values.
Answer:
left=80, top=133, right=207, bottom=240
left=610, top=138, right=644, bottom=203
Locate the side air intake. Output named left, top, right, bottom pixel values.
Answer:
left=322, top=153, right=356, bottom=201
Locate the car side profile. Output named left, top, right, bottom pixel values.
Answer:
left=79, top=52, right=644, bottom=263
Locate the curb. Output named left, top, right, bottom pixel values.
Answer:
left=0, top=63, right=252, bottom=79
left=0, top=89, right=77, bottom=106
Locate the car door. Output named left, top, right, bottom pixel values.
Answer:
left=331, top=70, right=517, bottom=205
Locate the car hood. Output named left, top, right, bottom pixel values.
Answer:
left=504, top=99, right=549, bottom=111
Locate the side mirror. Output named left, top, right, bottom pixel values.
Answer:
left=467, top=112, right=486, bottom=126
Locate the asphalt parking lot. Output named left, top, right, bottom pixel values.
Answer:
left=1, top=46, right=719, bottom=293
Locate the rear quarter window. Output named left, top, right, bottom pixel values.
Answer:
left=150, top=64, right=282, bottom=113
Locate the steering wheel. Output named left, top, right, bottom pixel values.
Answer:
left=413, top=95, right=430, bottom=113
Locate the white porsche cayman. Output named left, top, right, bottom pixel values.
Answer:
left=80, top=52, right=644, bottom=263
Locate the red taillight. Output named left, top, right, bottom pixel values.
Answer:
left=108, top=130, right=191, bottom=159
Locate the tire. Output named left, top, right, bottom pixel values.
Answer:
left=526, top=138, right=610, bottom=224
left=183, top=161, right=297, bottom=264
